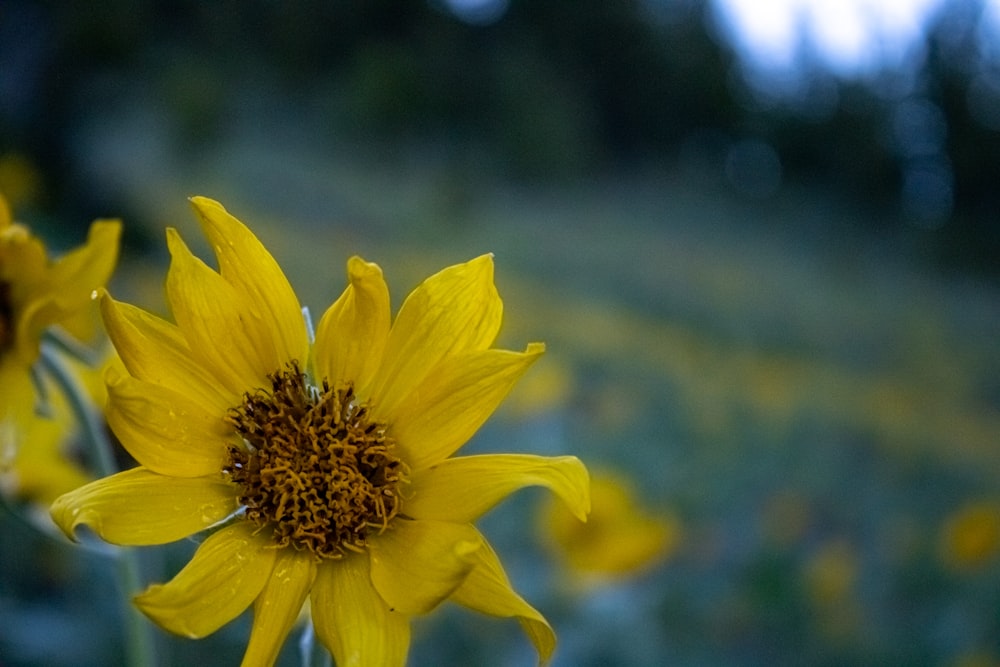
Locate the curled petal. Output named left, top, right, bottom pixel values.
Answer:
left=105, top=370, right=229, bottom=477
left=99, top=291, right=232, bottom=412
left=367, top=519, right=481, bottom=615
left=165, top=228, right=273, bottom=394
left=50, top=468, right=238, bottom=545
left=313, top=256, right=390, bottom=398
left=451, top=533, right=556, bottom=665
left=312, top=555, right=410, bottom=667
left=407, top=454, right=590, bottom=523
left=134, top=522, right=276, bottom=638
left=189, top=197, right=309, bottom=370
left=389, top=343, right=544, bottom=470
left=241, top=550, right=316, bottom=667
left=370, top=255, right=502, bottom=419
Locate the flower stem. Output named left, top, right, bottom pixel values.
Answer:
left=299, top=621, right=332, bottom=667
left=39, top=342, right=157, bottom=667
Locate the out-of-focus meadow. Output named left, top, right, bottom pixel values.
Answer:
left=2, top=1, right=999, bottom=665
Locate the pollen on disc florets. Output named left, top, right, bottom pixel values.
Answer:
left=223, top=361, right=407, bottom=560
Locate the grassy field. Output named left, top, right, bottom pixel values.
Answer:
left=4, top=120, right=999, bottom=665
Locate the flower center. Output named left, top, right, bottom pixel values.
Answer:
left=223, top=362, right=407, bottom=559
left=0, top=280, right=12, bottom=353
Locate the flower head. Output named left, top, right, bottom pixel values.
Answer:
left=51, top=197, right=589, bottom=666
left=0, top=192, right=120, bottom=489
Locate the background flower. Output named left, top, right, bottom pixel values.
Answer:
left=539, top=469, right=679, bottom=586
left=0, top=193, right=120, bottom=519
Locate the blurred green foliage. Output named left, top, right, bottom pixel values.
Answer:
left=2, top=0, right=999, bottom=274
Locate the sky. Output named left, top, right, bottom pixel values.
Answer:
left=711, top=0, right=999, bottom=79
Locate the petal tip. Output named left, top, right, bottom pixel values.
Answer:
left=347, top=255, right=383, bottom=280
left=525, top=342, right=546, bottom=356
left=471, top=253, right=495, bottom=271
left=89, top=218, right=123, bottom=238
left=49, top=494, right=86, bottom=542
left=187, top=195, right=223, bottom=212
left=456, top=538, right=482, bottom=561
left=564, top=457, right=592, bottom=522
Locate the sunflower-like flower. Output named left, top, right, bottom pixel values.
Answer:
left=0, top=192, right=120, bottom=459
left=51, top=197, right=590, bottom=666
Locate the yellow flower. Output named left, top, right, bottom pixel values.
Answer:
left=0, top=375, right=90, bottom=507
left=540, top=470, right=678, bottom=583
left=2, top=347, right=126, bottom=506
left=0, top=191, right=120, bottom=469
left=51, top=197, right=590, bottom=666
left=939, top=501, right=1000, bottom=571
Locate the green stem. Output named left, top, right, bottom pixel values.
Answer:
left=39, top=343, right=157, bottom=667
left=299, top=621, right=332, bottom=667
left=298, top=621, right=315, bottom=667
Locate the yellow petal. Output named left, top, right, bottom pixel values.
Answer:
left=50, top=468, right=238, bottom=545
left=2, top=389, right=88, bottom=504
left=451, top=533, right=556, bottom=665
left=1, top=223, right=46, bottom=288
left=0, top=357, right=35, bottom=422
left=367, top=518, right=481, bottom=615
left=9, top=454, right=91, bottom=507
left=241, top=549, right=316, bottom=667
left=47, top=219, right=121, bottom=305
left=313, top=256, right=390, bottom=397
left=389, top=343, right=545, bottom=470
left=189, top=197, right=309, bottom=370
left=99, top=292, right=233, bottom=412
left=0, top=192, right=10, bottom=228
left=312, top=554, right=410, bottom=667
left=105, top=370, right=229, bottom=478
left=165, top=228, right=273, bottom=395
left=15, top=219, right=120, bottom=360
left=134, top=522, right=276, bottom=638
left=407, top=454, right=590, bottom=523
left=369, top=255, right=503, bottom=419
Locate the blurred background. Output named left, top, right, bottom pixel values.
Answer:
left=2, top=1, right=1000, bottom=665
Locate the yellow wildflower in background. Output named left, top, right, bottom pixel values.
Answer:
left=1, top=348, right=125, bottom=507
left=52, top=197, right=590, bottom=666
left=939, top=501, right=1000, bottom=571
left=540, top=470, right=678, bottom=583
left=0, top=379, right=90, bottom=507
left=0, top=153, right=43, bottom=211
left=0, top=192, right=120, bottom=463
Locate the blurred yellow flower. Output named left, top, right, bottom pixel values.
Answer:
left=0, top=153, right=42, bottom=210
left=950, top=649, right=1000, bottom=667
left=6, top=346, right=128, bottom=500
left=51, top=197, right=590, bottom=666
left=500, top=355, right=574, bottom=418
left=0, top=192, right=120, bottom=488
left=803, top=539, right=858, bottom=605
left=939, top=501, right=1000, bottom=571
left=539, top=469, right=678, bottom=583
left=0, top=378, right=90, bottom=507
